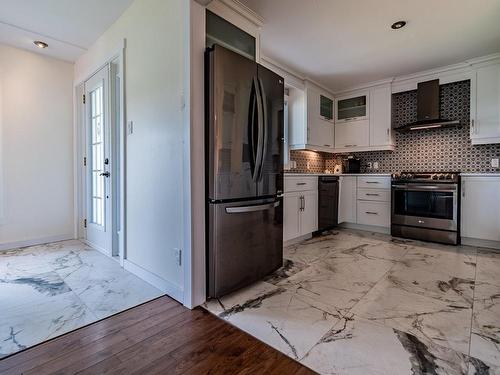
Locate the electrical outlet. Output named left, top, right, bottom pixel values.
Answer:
left=492, top=158, right=499, bottom=168
left=127, top=121, right=134, bottom=135
left=174, top=248, right=182, bottom=266
left=373, top=162, right=379, bottom=170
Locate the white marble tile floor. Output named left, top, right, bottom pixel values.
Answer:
left=0, top=240, right=163, bottom=358
left=204, top=229, right=500, bottom=375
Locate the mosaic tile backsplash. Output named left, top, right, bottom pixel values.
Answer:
left=289, top=80, right=500, bottom=174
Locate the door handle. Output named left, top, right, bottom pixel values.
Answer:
left=257, top=77, right=268, bottom=182
left=253, top=77, right=264, bottom=182
left=225, top=201, right=279, bottom=214
left=365, top=211, right=378, bottom=215
left=100, top=172, right=110, bottom=177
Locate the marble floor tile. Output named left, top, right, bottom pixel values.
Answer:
left=204, top=228, right=500, bottom=374
left=0, top=290, right=96, bottom=358
left=215, top=289, right=341, bottom=361
left=302, top=315, right=471, bottom=375
left=0, top=240, right=162, bottom=358
left=470, top=281, right=500, bottom=366
left=351, top=276, right=473, bottom=355
left=476, top=250, right=500, bottom=286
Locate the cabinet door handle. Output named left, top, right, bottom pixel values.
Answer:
left=366, top=193, right=380, bottom=196
left=365, top=211, right=378, bottom=215
left=324, top=144, right=331, bottom=147
left=365, top=181, right=379, bottom=184
left=344, top=144, right=357, bottom=148
left=296, top=182, right=307, bottom=186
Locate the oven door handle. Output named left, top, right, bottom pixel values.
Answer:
left=392, top=184, right=457, bottom=192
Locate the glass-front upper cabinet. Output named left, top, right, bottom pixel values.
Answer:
left=335, top=92, right=369, bottom=122
left=206, top=10, right=256, bottom=61
left=320, top=95, right=334, bottom=121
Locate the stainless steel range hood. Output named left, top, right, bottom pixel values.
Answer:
left=396, top=79, right=460, bottom=132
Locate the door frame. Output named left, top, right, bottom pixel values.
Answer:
left=74, top=43, right=126, bottom=266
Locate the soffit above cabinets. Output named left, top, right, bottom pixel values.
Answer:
left=239, top=0, right=500, bottom=92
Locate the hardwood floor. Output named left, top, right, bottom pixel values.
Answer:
left=0, top=296, right=315, bottom=375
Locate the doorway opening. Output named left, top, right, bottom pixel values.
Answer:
left=77, top=55, right=124, bottom=263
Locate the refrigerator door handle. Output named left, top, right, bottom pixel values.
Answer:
left=249, top=79, right=258, bottom=180
left=253, top=76, right=264, bottom=182
left=257, top=77, right=268, bottom=182
left=225, top=201, right=280, bottom=214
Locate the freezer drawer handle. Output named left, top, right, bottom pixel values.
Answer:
left=225, top=201, right=280, bottom=214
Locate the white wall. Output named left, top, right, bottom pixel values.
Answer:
left=74, top=0, right=189, bottom=302
left=0, top=44, right=74, bottom=250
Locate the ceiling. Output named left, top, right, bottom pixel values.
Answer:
left=0, top=0, right=134, bottom=62
left=240, top=0, right=500, bottom=92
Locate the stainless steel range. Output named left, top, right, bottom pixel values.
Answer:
left=391, top=172, right=461, bottom=245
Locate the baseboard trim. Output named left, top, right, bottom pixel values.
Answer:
left=284, top=233, right=312, bottom=246
left=461, top=237, right=500, bottom=251
left=81, top=239, right=111, bottom=257
left=338, top=222, right=391, bottom=235
left=123, top=259, right=184, bottom=304
left=0, top=234, right=74, bottom=252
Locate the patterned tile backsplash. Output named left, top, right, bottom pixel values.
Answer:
left=288, top=80, right=500, bottom=174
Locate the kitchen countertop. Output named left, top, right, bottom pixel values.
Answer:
left=460, top=173, right=500, bottom=177
left=285, top=172, right=500, bottom=177
left=284, top=172, right=391, bottom=177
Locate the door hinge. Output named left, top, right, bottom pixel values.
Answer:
left=84, top=219, right=87, bottom=228
left=83, top=157, right=87, bottom=166
left=82, top=94, right=86, bottom=104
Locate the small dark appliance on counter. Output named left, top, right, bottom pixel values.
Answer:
left=317, top=176, right=339, bottom=233
left=343, top=156, right=361, bottom=173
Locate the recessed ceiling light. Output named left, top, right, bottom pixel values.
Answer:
left=391, top=21, right=407, bottom=30
left=34, top=40, right=48, bottom=49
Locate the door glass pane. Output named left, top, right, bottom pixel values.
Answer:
left=394, top=190, right=454, bottom=220
left=206, top=10, right=256, bottom=60
left=337, top=95, right=366, bottom=120
left=320, top=95, right=333, bottom=120
left=89, top=85, right=105, bottom=226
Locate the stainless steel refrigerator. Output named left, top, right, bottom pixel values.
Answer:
left=206, top=45, right=284, bottom=298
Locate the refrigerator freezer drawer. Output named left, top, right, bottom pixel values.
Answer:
left=208, top=198, right=283, bottom=298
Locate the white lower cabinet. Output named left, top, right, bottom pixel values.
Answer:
left=461, top=176, right=500, bottom=242
left=357, top=201, right=390, bottom=227
left=338, top=176, right=357, bottom=223
left=284, top=176, right=318, bottom=241
left=283, top=192, right=301, bottom=241
left=339, top=175, right=391, bottom=228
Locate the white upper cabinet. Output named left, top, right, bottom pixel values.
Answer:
left=289, top=80, right=335, bottom=152
left=471, top=63, right=500, bottom=145
left=335, top=91, right=369, bottom=123
left=369, top=85, right=394, bottom=147
left=334, top=119, right=369, bottom=149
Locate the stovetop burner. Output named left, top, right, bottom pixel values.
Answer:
left=391, top=172, right=460, bottom=183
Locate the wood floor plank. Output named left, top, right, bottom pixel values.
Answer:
left=1, top=296, right=315, bottom=375
left=0, top=296, right=176, bottom=373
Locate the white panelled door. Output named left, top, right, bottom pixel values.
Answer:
left=85, top=66, right=112, bottom=255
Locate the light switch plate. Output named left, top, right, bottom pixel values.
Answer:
left=492, top=158, right=499, bottom=168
